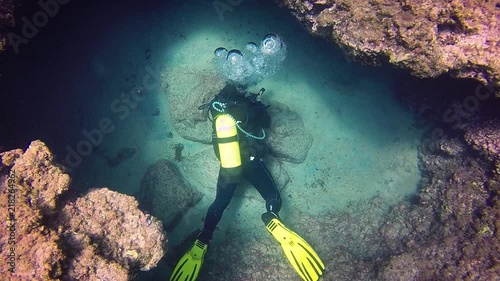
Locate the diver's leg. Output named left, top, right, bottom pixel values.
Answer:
left=199, top=167, right=238, bottom=243
left=170, top=168, right=238, bottom=281
left=241, top=160, right=324, bottom=280
left=243, top=162, right=324, bottom=281
left=243, top=159, right=282, bottom=214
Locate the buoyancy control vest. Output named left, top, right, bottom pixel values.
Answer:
left=199, top=84, right=271, bottom=167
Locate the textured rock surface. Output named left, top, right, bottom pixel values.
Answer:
left=139, top=159, right=203, bottom=229
left=380, top=135, right=500, bottom=280
left=163, top=67, right=225, bottom=144
left=64, top=245, right=129, bottom=281
left=58, top=188, right=166, bottom=271
left=0, top=141, right=68, bottom=281
left=382, top=82, right=500, bottom=280
left=11, top=141, right=71, bottom=214
left=464, top=119, right=500, bottom=174
left=275, top=0, right=500, bottom=93
left=0, top=141, right=166, bottom=281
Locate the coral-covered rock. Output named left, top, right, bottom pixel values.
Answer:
left=0, top=141, right=167, bottom=280
left=140, top=159, right=203, bottom=229
left=275, top=0, right=500, bottom=93
left=58, top=188, right=166, bottom=271
left=380, top=136, right=500, bottom=280
left=465, top=119, right=500, bottom=174
left=0, top=141, right=69, bottom=280
left=0, top=148, right=22, bottom=167
left=379, top=253, right=420, bottom=281
left=11, top=140, right=71, bottom=214
left=64, top=245, right=129, bottom=281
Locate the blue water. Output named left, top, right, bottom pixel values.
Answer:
left=1, top=0, right=426, bottom=279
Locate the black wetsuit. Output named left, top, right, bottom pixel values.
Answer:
left=198, top=84, right=282, bottom=243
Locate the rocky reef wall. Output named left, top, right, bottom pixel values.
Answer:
left=274, top=0, right=500, bottom=94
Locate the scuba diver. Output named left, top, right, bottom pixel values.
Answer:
left=169, top=84, right=325, bottom=281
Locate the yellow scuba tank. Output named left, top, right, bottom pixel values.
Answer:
left=215, top=114, right=242, bottom=168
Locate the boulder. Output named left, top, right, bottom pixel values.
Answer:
left=139, top=159, right=203, bottom=229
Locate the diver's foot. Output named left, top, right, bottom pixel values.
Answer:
left=196, top=229, right=213, bottom=245
left=261, top=211, right=280, bottom=225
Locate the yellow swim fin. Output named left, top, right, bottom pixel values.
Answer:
left=263, top=212, right=325, bottom=281
left=170, top=239, right=208, bottom=281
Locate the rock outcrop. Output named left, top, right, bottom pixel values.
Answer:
left=380, top=134, right=499, bottom=280
left=139, top=159, right=203, bottom=230
left=164, top=67, right=225, bottom=144
left=58, top=188, right=165, bottom=272
left=0, top=141, right=166, bottom=281
left=275, top=0, right=500, bottom=94
left=465, top=119, right=500, bottom=174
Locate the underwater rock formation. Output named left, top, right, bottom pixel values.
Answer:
left=380, top=135, right=499, bottom=280
left=464, top=119, right=500, bottom=174
left=0, top=141, right=166, bottom=281
left=139, top=159, right=203, bottom=230
left=178, top=149, right=220, bottom=190
left=383, top=76, right=500, bottom=280
left=58, top=188, right=166, bottom=272
left=275, top=0, right=500, bottom=94
left=164, top=67, right=225, bottom=144
left=64, top=244, right=129, bottom=281
left=0, top=143, right=65, bottom=281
